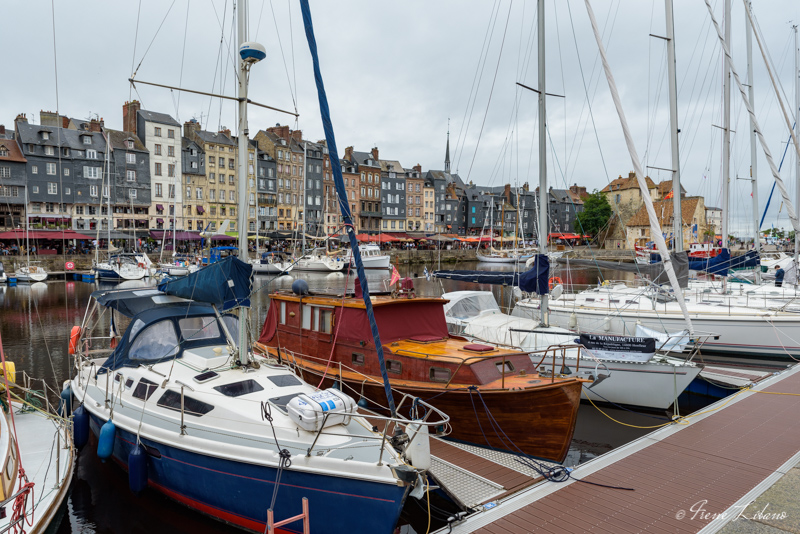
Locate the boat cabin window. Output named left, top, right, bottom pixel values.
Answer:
left=157, top=390, right=214, bottom=416
left=352, top=352, right=365, bottom=366
left=302, top=304, right=312, bottom=330
left=279, top=302, right=287, bottom=324
left=496, top=361, right=515, bottom=373
left=213, top=379, right=265, bottom=397
left=179, top=317, right=221, bottom=341
left=128, top=318, right=146, bottom=340
left=133, top=378, right=158, bottom=401
left=430, top=367, right=451, bottom=382
left=319, top=309, right=333, bottom=334
left=5, top=455, right=12, bottom=480
left=267, top=375, right=302, bottom=387
left=221, top=316, right=239, bottom=345
left=269, top=393, right=302, bottom=413
left=387, top=360, right=402, bottom=374
left=129, top=320, right=180, bottom=362
left=125, top=378, right=134, bottom=389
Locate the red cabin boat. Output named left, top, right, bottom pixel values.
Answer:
left=256, top=287, right=586, bottom=463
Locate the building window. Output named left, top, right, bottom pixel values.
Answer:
left=31, top=165, right=38, bottom=174
left=86, top=149, right=97, bottom=159
left=90, top=185, right=98, bottom=197
left=84, top=167, right=100, bottom=179
left=196, top=188, right=203, bottom=200
left=126, top=153, right=136, bottom=164
left=168, top=145, right=175, bottom=157
left=130, top=189, right=137, bottom=199
left=168, top=129, right=175, bottom=139
left=168, top=184, right=175, bottom=199
left=46, top=163, right=56, bottom=175
left=83, top=136, right=91, bottom=145
left=155, top=183, right=163, bottom=197
left=168, top=164, right=175, bottom=177
left=44, top=146, right=55, bottom=156
left=154, top=163, right=162, bottom=176
left=127, top=170, right=136, bottom=182
left=126, top=140, right=134, bottom=149
left=154, top=127, right=162, bottom=137
left=47, top=182, right=57, bottom=194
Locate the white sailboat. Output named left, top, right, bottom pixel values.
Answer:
left=343, top=243, right=390, bottom=269
left=15, top=188, right=48, bottom=283
left=68, top=5, right=443, bottom=532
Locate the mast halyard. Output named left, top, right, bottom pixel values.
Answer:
left=722, top=0, right=731, bottom=261
left=794, top=24, right=799, bottom=268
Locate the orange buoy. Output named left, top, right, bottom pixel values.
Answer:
left=68, top=326, right=81, bottom=355
left=549, top=276, right=563, bottom=290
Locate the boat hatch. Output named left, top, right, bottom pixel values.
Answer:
left=182, top=346, right=233, bottom=370
left=268, top=392, right=302, bottom=413
left=266, top=375, right=302, bottom=387
left=408, top=335, right=446, bottom=344
left=213, top=379, right=265, bottom=397
left=462, top=343, right=495, bottom=353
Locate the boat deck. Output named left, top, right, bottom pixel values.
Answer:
left=440, top=362, right=800, bottom=533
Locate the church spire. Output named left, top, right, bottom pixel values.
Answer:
left=444, top=119, right=451, bottom=174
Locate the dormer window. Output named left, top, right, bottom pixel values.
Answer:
left=42, top=131, right=50, bottom=140
left=82, top=136, right=91, bottom=145
left=126, top=140, right=134, bottom=149
left=0, top=146, right=7, bottom=157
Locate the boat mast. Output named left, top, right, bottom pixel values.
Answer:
left=106, top=137, right=112, bottom=252
left=538, top=0, right=549, bottom=325
left=794, top=24, right=799, bottom=268
left=236, top=0, right=250, bottom=365
left=722, top=0, right=731, bottom=255
left=665, top=0, right=682, bottom=251
left=746, top=2, right=761, bottom=282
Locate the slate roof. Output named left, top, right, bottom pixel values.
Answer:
left=550, top=188, right=584, bottom=205
left=380, top=160, right=404, bottom=173
left=16, top=122, right=107, bottom=152
left=627, top=196, right=701, bottom=227
left=427, top=169, right=465, bottom=188
left=351, top=150, right=380, bottom=167
left=193, top=130, right=236, bottom=146
left=106, top=129, right=147, bottom=152
left=137, top=109, right=180, bottom=127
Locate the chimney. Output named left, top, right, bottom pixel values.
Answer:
left=0, top=125, right=5, bottom=136
left=267, top=124, right=291, bottom=139
left=14, top=113, right=28, bottom=125
left=123, top=100, right=141, bottom=134
left=290, top=130, right=303, bottom=142
left=413, top=163, right=422, bottom=173
left=40, top=111, right=60, bottom=127
left=219, top=127, right=231, bottom=138
left=522, top=182, right=529, bottom=192
left=89, top=118, right=104, bottom=132
left=371, top=147, right=379, bottom=160
left=184, top=119, right=201, bottom=140
left=344, top=146, right=354, bottom=162
left=504, top=184, right=511, bottom=203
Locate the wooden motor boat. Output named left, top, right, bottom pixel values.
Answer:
left=257, top=282, right=589, bottom=463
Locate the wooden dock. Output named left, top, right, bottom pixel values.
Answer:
left=437, top=362, right=800, bottom=533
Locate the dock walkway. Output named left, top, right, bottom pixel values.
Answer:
left=440, top=363, right=800, bottom=533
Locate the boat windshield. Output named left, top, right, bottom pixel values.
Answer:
left=444, top=292, right=501, bottom=320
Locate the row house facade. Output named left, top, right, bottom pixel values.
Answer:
left=254, top=125, right=305, bottom=232
left=379, top=159, right=407, bottom=232
left=406, top=166, right=424, bottom=232
left=180, top=131, right=206, bottom=232
left=0, top=123, right=27, bottom=229
left=342, top=147, right=381, bottom=234
left=15, top=115, right=109, bottom=232
left=106, top=129, right=151, bottom=233
left=304, top=141, right=324, bottom=236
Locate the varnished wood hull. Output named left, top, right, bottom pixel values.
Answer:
left=295, top=364, right=582, bottom=464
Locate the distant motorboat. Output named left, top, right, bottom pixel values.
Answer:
left=344, top=244, right=390, bottom=269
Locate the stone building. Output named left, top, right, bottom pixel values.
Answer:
left=625, top=196, right=706, bottom=249
left=0, top=123, right=27, bottom=229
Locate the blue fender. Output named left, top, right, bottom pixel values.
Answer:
left=97, top=420, right=116, bottom=461
left=128, top=444, right=148, bottom=494
left=73, top=405, right=90, bottom=449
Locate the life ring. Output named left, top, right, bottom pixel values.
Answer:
left=549, top=276, right=563, bottom=290
left=68, top=326, right=81, bottom=355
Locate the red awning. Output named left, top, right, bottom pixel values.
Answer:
left=0, top=229, right=93, bottom=240
left=355, top=233, right=372, bottom=243
left=548, top=232, right=581, bottom=239
left=375, top=234, right=398, bottom=243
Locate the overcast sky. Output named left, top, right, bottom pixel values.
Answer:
left=2, top=0, right=799, bottom=235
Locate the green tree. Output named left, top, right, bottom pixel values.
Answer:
left=575, top=190, right=613, bottom=238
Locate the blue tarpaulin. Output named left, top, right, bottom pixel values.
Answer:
left=687, top=249, right=731, bottom=276
left=157, top=256, right=252, bottom=311
left=519, top=254, right=550, bottom=295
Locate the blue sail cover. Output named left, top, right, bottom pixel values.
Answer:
left=730, top=250, right=760, bottom=270
left=687, top=248, right=731, bottom=276
left=157, top=256, right=252, bottom=311
left=434, top=254, right=550, bottom=295
left=519, top=254, right=550, bottom=295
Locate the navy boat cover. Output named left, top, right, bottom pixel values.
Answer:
left=157, top=256, right=252, bottom=311
left=433, top=254, right=550, bottom=295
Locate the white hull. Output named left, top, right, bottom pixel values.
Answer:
left=538, top=355, right=701, bottom=409
left=294, top=257, right=346, bottom=272
left=351, top=255, right=391, bottom=269
left=513, top=298, right=800, bottom=359
left=251, top=261, right=294, bottom=274
left=94, top=263, right=147, bottom=281
left=344, top=245, right=391, bottom=269
left=15, top=268, right=48, bottom=282
left=0, top=273, right=6, bottom=283
left=476, top=251, right=533, bottom=263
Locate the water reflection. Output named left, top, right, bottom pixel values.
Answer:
left=0, top=262, right=707, bottom=533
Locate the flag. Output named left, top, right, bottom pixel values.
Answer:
left=389, top=264, right=400, bottom=287
left=109, top=313, right=119, bottom=349
left=664, top=189, right=674, bottom=200
left=424, top=266, right=431, bottom=281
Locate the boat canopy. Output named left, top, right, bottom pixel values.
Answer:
left=686, top=249, right=759, bottom=276
left=158, top=256, right=252, bottom=311
left=434, top=254, right=550, bottom=294
left=98, top=302, right=238, bottom=373
left=442, top=291, right=501, bottom=321
left=92, top=288, right=192, bottom=318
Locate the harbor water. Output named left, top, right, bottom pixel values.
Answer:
left=0, top=261, right=783, bottom=533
